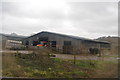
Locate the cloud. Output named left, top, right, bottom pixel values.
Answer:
left=2, top=0, right=118, bottom=39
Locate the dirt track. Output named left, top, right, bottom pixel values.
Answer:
left=54, top=54, right=118, bottom=61
left=0, top=50, right=33, bottom=54
left=0, top=50, right=119, bottom=61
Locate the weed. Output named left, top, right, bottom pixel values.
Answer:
left=2, top=52, right=118, bottom=78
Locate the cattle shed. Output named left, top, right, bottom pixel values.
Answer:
left=22, top=31, right=111, bottom=54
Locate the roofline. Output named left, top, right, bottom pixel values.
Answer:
left=24, top=31, right=110, bottom=44
left=4, top=35, right=25, bottom=38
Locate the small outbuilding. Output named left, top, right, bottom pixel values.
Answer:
left=0, top=34, right=26, bottom=50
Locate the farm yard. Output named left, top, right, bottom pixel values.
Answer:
left=1, top=31, right=119, bottom=78
left=1, top=0, right=119, bottom=79
left=2, top=48, right=118, bottom=78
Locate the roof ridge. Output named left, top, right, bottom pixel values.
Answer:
left=25, top=31, right=110, bottom=43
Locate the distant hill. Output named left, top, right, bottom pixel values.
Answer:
left=0, top=33, right=27, bottom=43
left=0, top=33, right=27, bottom=38
left=95, top=36, right=120, bottom=54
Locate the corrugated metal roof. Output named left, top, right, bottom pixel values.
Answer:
left=25, top=31, right=110, bottom=44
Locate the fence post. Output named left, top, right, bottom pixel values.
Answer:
left=17, top=50, right=19, bottom=54
left=74, top=54, right=76, bottom=64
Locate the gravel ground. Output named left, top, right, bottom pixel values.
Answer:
left=54, top=54, right=119, bottom=61
left=0, top=50, right=119, bottom=61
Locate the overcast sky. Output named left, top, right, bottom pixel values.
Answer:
left=1, top=0, right=118, bottom=39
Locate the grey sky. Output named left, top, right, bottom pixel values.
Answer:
left=1, top=0, right=118, bottom=39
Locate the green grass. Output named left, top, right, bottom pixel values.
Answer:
left=2, top=53, right=26, bottom=77
left=2, top=51, right=118, bottom=78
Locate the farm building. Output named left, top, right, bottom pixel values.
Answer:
left=0, top=33, right=27, bottom=50
left=22, top=31, right=111, bottom=54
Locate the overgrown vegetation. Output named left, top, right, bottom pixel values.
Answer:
left=2, top=49, right=118, bottom=78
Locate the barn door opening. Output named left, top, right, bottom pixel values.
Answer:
left=63, top=41, right=73, bottom=54
left=32, top=37, right=48, bottom=46
left=26, top=41, right=29, bottom=45
left=33, top=41, right=39, bottom=46
left=48, top=41, right=57, bottom=50
left=38, top=37, right=48, bottom=46
left=51, top=41, right=56, bottom=47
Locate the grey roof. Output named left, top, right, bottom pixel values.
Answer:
left=25, top=31, right=110, bottom=44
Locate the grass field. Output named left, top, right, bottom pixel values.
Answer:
left=2, top=50, right=118, bottom=78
